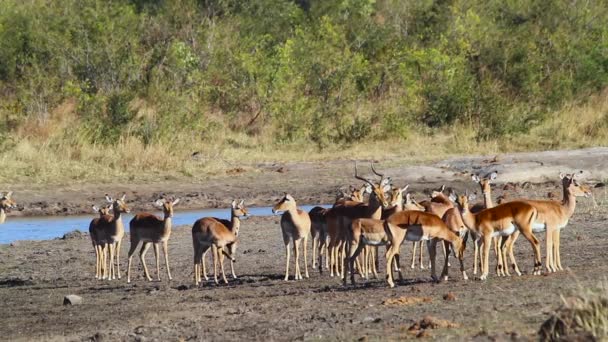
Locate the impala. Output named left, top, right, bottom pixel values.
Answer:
left=309, top=206, right=328, bottom=272
left=502, top=172, right=592, bottom=275
left=192, top=200, right=248, bottom=285
left=455, top=193, right=541, bottom=280
left=383, top=210, right=466, bottom=288
left=273, top=194, right=312, bottom=281
left=325, top=163, right=389, bottom=278
left=0, top=191, right=16, bottom=224
left=97, top=194, right=130, bottom=280
left=468, top=172, right=499, bottom=276
left=127, top=197, right=179, bottom=283
left=89, top=205, right=112, bottom=279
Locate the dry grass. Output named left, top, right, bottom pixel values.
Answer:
left=0, top=94, right=606, bottom=185
left=539, top=282, right=608, bottom=341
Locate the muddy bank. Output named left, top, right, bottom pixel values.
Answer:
left=2, top=147, right=606, bottom=217
left=1, top=199, right=607, bottom=341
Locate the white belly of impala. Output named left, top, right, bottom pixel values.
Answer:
left=531, top=222, right=546, bottom=233
left=362, top=234, right=386, bottom=246
left=492, top=224, right=516, bottom=237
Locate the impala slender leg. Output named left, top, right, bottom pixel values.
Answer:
left=193, top=244, right=201, bottom=286
left=545, top=228, right=555, bottom=273
left=108, top=243, right=116, bottom=280
left=385, top=245, right=397, bottom=288
left=212, top=245, right=219, bottom=284
left=294, top=239, right=302, bottom=280
left=554, top=229, right=563, bottom=270
left=153, top=243, right=161, bottom=281
left=126, top=241, right=138, bottom=283
left=202, top=249, right=209, bottom=280
left=284, top=241, right=291, bottom=281
left=219, top=247, right=228, bottom=284
left=428, top=240, right=438, bottom=282
left=501, top=236, right=511, bottom=276
left=473, top=237, right=479, bottom=275
left=420, top=241, right=426, bottom=269
left=506, top=231, right=521, bottom=276
left=481, top=234, right=492, bottom=280
left=116, top=239, right=122, bottom=279
left=94, top=245, right=100, bottom=279
left=140, top=242, right=153, bottom=281
left=519, top=229, right=542, bottom=275
left=163, top=241, right=172, bottom=280
left=303, top=236, right=309, bottom=278
left=441, top=240, right=450, bottom=281
left=411, top=242, right=417, bottom=269
left=312, top=236, right=318, bottom=270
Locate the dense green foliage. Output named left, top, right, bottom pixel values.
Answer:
left=1, top=0, right=607, bottom=150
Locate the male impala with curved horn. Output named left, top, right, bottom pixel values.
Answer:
left=273, top=194, right=311, bottom=281
left=127, top=197, right=179, bottom=283
left=454, top=193, right=541, bottom=280
left=0, top=191, right=16, bottom=224
left=192, top=200, right=248, bottom=285
left=325, top=163, right=389, bottom=278
left=502, top=171, right=591, bottom=275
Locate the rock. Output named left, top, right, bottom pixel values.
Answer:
left=443, top=292, right=457, bottom=301
left=63, top=294, right=83, bottom=305
left=61, top=230, right=85, bottom=240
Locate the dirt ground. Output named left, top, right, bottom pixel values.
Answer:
left=1, top=148, right=607, bottom=341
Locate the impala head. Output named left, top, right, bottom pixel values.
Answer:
left=471, top=171, right=498, bottom=194
left=354, top=162, right=390, bottom=208
left=389, top=185, right=409, bottom=208
left=0, top=191, right=16, bottom=210
left=272, top=193, right=296, bottom=214
left=452, top=191, right=476, bottom=215
left=92, top=205, right=112, bottom=217
left=430, top=184, right=446, bottom=199
left=349, top=185, right=367, bottom=202
left=560, top=171, right=592, bottom=198
left=154, top=197, right=180, bottom=218
left=231, top=199, right=248, bottom=217
left=106, top=193, right=130, bottom=214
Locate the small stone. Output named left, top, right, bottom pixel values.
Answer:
left=63, top=294, right=83, bottom=305
left=443, top=292, right=456, bottom=301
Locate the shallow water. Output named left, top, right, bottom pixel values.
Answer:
left=0, top=204, right=329, bottom=244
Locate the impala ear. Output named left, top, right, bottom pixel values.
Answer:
left=449, top=192, right=457, bottom=203
left=172, top=198, right=180, bottom=206
left=121, top=193, right=126, bottom=201
left=559, top=172, right=566, bottom=180
left=439, top=184, right=446, bottom=192
left=154, top=199, right=164, bottom=207
left=471, top=174, right=480, bottom=183
left=5, top=191, right=12, bottom=199
left=105, top=194, right=113, bottom=203
left=231, top=200, right=237, bottom=208
left=92, top=205, right=99, bottom=213
left=468, top=193, right=477, bottom=201
left=400, top=185, right=409, bottom=194
left=239, top=199, right=244, bottom=206
left=489, top=171, right=498, bottom=181
left=382, top=184, right=391, bottom=193
left=364, top=184, right=372, bottom=194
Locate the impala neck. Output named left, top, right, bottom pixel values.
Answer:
left=562, top=186, right=577, bottom=217
left=113, top=211, right=125, bottom=233
left=482, top=190, right=494, bottom=209
left=368, top=192, right=383, bottom=218
left=0, top=208, right=5, bottom=223
left=459, top=206, right=477, bottom=233
left=230, top=209, right=241, bottom=236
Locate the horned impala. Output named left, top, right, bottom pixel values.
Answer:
left=127, top=197, right=180, bottom=283
left=383, top=210, right=466, bottom=287
left=325, top=163, right=389, bottom=278
left=454, top=193, right=541, bottom=280
left=192, top=200, right=248, bottom=285
left=89, top=204, right=112, bottom=279
left=273, top=194, right=312, bottom=281
left=0, top=191, right=16, bottom=224
left=501, top=172, right=592, bottom=275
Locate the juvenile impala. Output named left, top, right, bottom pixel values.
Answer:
left=273, top=194, right=312, bottom=281
left=502, top=172, right=592, bottom=274
left=0, top=191, right=16, bottom=224
left=192, top=200, right=248, bottom=285
left=89, top=205, right=112, bottom=279
left=96, top=194, right=130, bottom=280
left=468, top=172, right=499, bottom=276
left=127, top=197, right=180, bottom=283
left=454, top=193, right=541, bottom=280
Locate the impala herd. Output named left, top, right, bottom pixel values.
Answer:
left=0, top=164, right=593, bottom=289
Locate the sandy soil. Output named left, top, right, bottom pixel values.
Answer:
left=3, top=147, right=607, bottom=217
left=1, top=148, right=607, bottom=341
